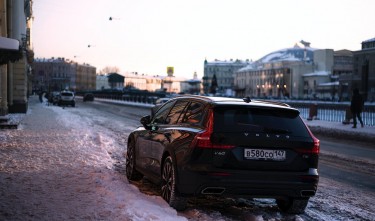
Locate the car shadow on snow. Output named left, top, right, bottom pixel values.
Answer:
left=112, top=150, right=305, bottom=220
left=126, top=176, right=303, bottom=221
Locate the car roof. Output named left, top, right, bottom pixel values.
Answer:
left=170, top=95, right=298, bottom=111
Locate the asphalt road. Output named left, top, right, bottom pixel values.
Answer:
left=317, top=136, right=375, bottom=192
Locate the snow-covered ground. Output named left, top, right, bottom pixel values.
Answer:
left=0, top=96, right=374, bottom=221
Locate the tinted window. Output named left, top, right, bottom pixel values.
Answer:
left=181, top=101, right=205, bottom=125
left=165, top=100, right=189, bottom=124
left=213, top=106, right=310, bottom=137
left=61, top=92, right=73, bottom=96
left=152, top=101, right=175, bottom=124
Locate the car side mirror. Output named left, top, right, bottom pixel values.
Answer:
left=140, top=115, right=152, bottom=129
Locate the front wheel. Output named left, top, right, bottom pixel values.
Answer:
left=161, top=156, right=187, bottom=211
left=276, top=198, right=309, bottom=214
left=125, top=139, right=143, bottom=181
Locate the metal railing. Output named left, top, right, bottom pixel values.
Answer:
left=286, top=102, right=375, bottom=126
left=91, top=94, right=375, bottom=126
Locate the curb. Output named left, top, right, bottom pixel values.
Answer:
left=309, top=125, right=375, bottom=144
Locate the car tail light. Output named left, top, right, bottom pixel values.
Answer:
left=295, top=137, right=320, bottom=154
left=191, top=110, right=235, bottom=149
left=297, top=119, right=320, bottom=154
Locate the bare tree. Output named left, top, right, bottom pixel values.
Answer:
left=97, top=66, right=121, bottom=75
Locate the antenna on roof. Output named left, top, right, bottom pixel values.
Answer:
left=243, top=97, right=251, bottom=103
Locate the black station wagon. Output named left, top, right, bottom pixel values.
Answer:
left=126, top=96, right=319, bottom=214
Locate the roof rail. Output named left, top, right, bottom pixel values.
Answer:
left=176, top=94, right=211, bottom=99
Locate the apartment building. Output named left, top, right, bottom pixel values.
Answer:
left=33, top=57, right=96, bottom=92
left=234, top=44, right=337, bottom=100
left=203, top=59, right=251, bottom=96
left=352, top=38, right=375, bottom=101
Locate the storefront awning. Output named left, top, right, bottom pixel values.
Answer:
left=0, top=36, right=19, bottom=50
left=0, top=36, right=23, bottom=65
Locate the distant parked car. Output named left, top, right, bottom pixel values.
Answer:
left=58, top=91, right=75, bottom=107
left=83, top=93, right=94, bottom=102
left=50, top=91, right=60, bottom=105
left=126, top=95, right=320, bottom=214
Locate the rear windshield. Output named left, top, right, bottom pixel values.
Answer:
left=213, top=106, right=310, bottom=137
left=61, top=92, right=73, bottom=96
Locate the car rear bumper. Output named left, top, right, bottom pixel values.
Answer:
left=59, top=100, right=75, bottom=105
left=177, top=167, right=319, bottom=198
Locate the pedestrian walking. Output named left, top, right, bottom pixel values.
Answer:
left=350, top=88, right=364, bottom=128
left=39, top=92, right=43, bottom=103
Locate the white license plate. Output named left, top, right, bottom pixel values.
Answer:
left=244, top=149, right=286, bottom=161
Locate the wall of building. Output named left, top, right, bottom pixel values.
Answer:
left=33, top=58, right=96, bottom=93
left=0, top=0, right=33, bottom=114
left=353, top=47, right=375, bottom=101
left=203, top=59, right=250, bottom=95
left=314, top=49, right=334, bottom=72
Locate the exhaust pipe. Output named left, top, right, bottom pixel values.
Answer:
left=201, top=187, right=225, bottom=195
left=301, top=190, right=315, bottom=197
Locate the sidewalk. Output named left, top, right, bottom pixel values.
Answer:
left=304, top=119, right=375, bottom=144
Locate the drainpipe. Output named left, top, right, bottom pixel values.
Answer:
left=0, top=0, right=8, bottom=115
left=7, top=0, right=13, bottom=107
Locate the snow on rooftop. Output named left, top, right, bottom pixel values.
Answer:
left=362, top=37, right=375, bottom=43
left=206, top=59, right=251, bottom=65
left=238, top=64, right=257, bottom=72
left=0, top=36, right=19, bottom=50
left=257, top=46, right=316, bottom=64
left=302, top=71, right=331, bottom=77
left=318, top=81, right=339, bottom=86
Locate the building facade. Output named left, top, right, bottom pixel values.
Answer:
left=0, top=0, right=34, bottom=114
left=203, top=59, right=251, bottom=96
left=234, top=44, right=335, bottom=99
left=33, top=57, right=96, bottom=93
left=333, top=50, right=353, bottom=100
left=107, top=73, right=124, bottom=90
left=75, top=63, right=96, bottom=91
left=180, top=72, right=201, bottom=95
left=96, top=74, right=110, bottom=90
left=124, top=72, right=152, bottom=91
left=352, top=38, right=375, bottom=101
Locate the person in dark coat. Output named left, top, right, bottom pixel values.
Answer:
left=39, top=91, right=43, bottom=103
left=350, top=88, right=364, bottom=128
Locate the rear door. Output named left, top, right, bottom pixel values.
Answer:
left=211, top=105, right=316, bottom=172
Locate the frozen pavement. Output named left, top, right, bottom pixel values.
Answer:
left=0, top=97, right=186, bottom=221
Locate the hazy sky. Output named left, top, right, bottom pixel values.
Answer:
left=32, top=0, right=374, bottom=78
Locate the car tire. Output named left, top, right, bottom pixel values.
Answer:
left=161, top=156, right=187, bottom=211
left=276, top=198, right=309, bottom=214
left=125, top=139, right=143, bottom=181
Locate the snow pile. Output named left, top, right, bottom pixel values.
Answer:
left=0, top=99, right=186, bottom=221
